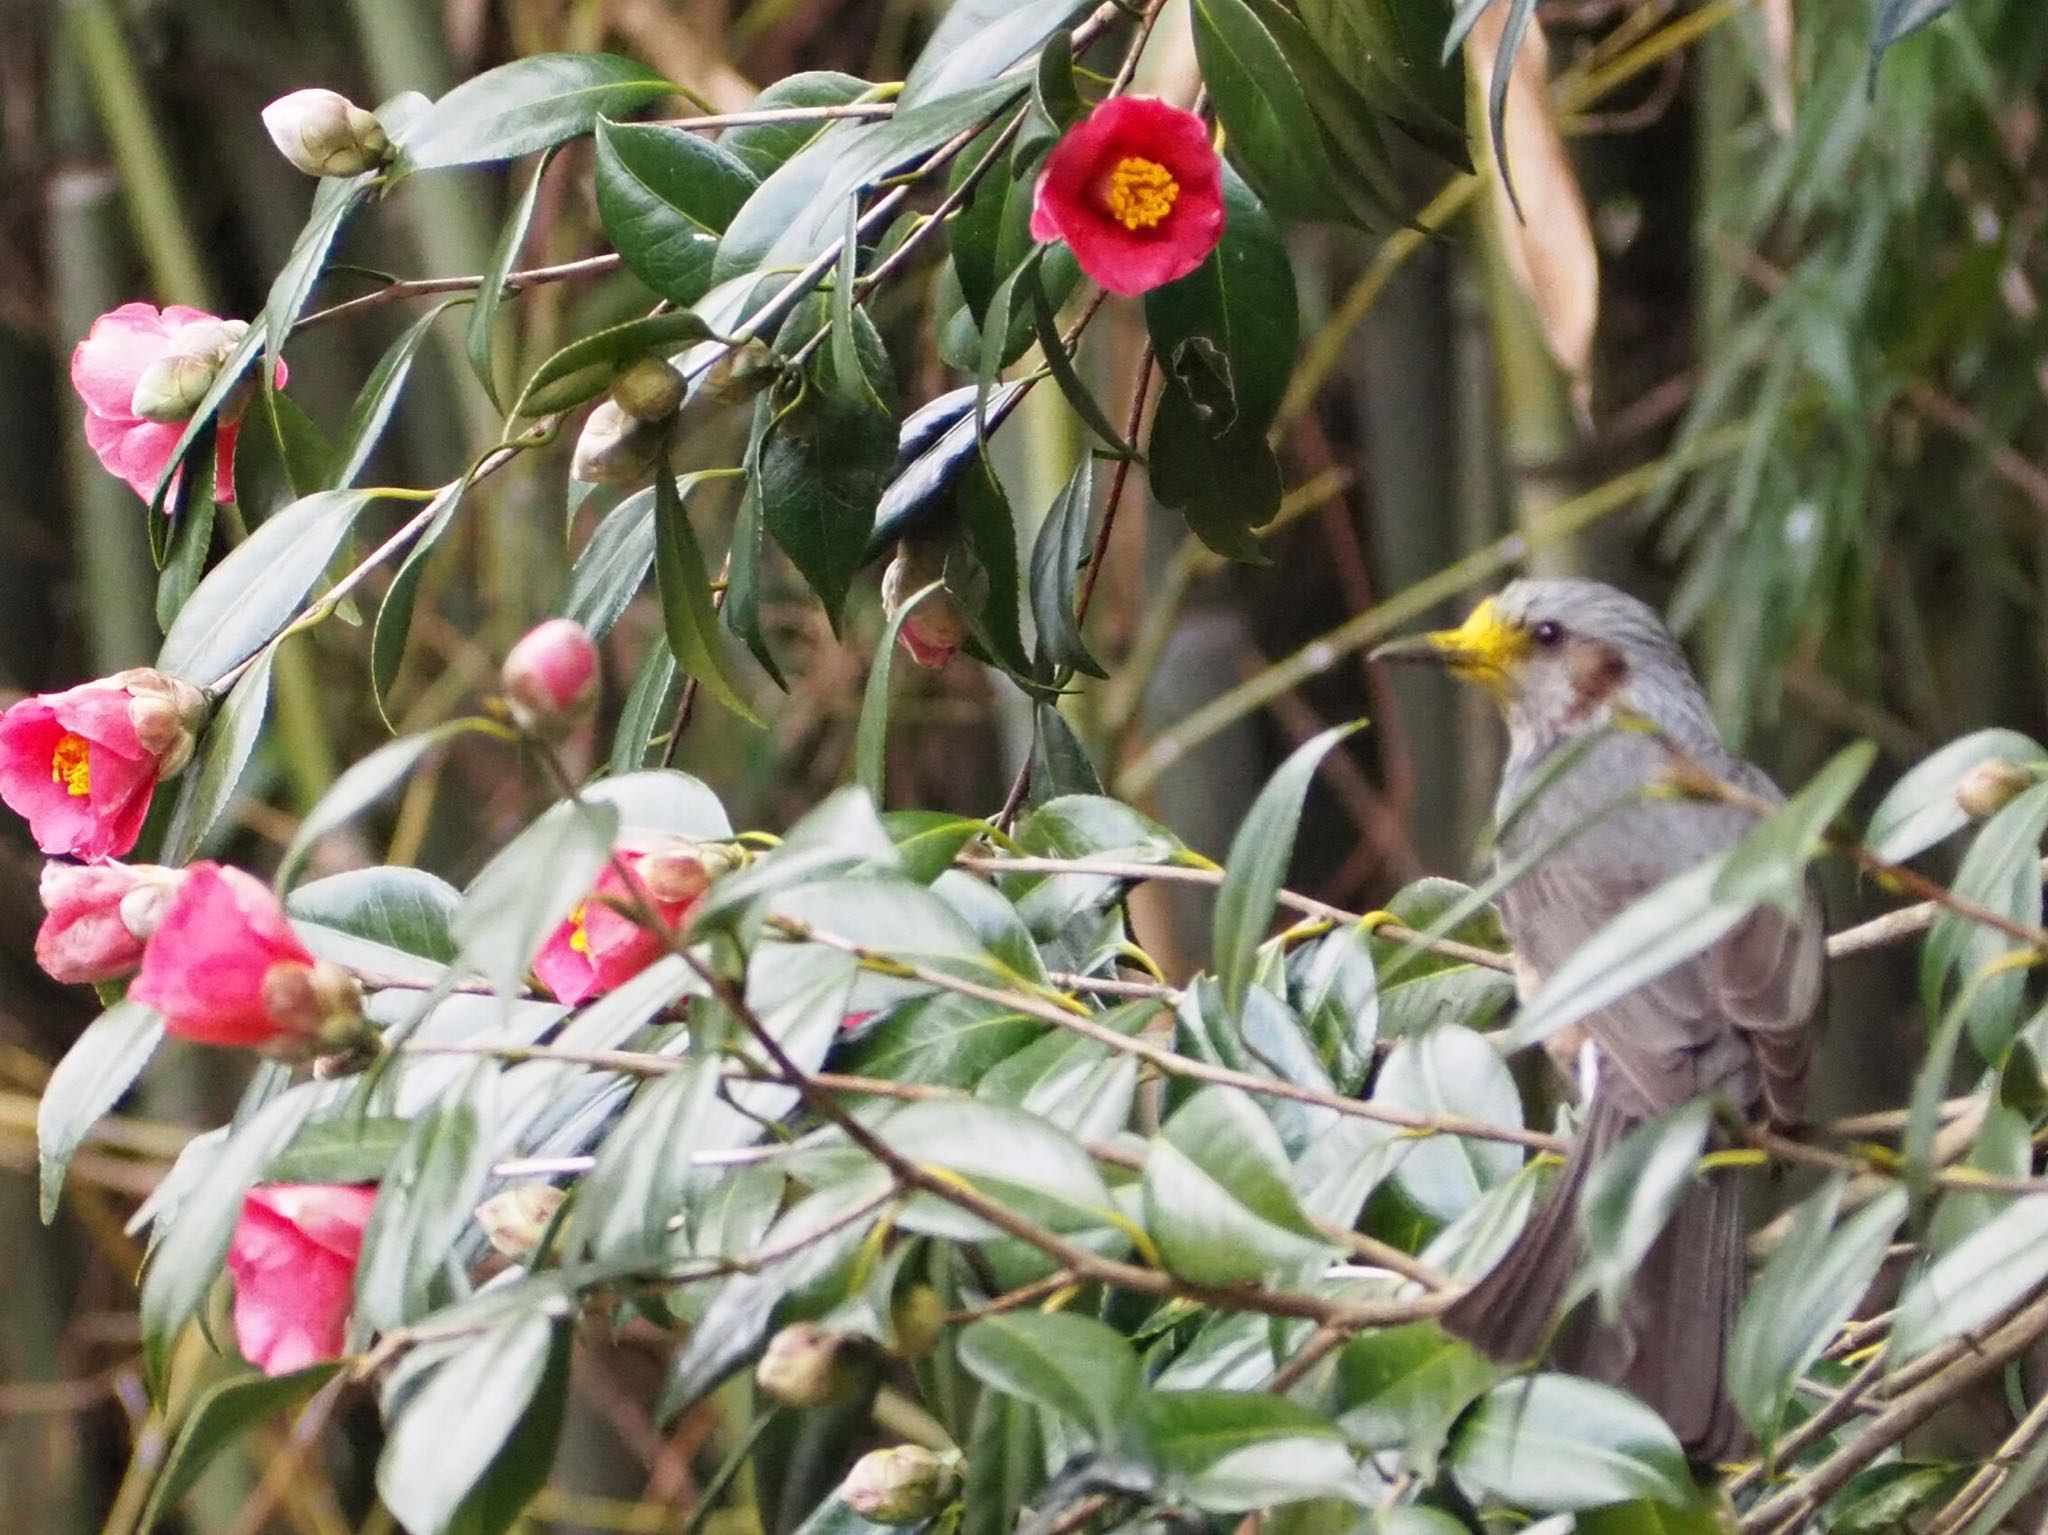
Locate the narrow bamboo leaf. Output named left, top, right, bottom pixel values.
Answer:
left=857, top=581, right=942, bottom=803
left=655, top=467, right=761, bottom=724
left=453, top=799, right=620, bottom=995
left=468, top=150, right=558, bottom=410
left=155, top=424, right=218, bottom=626
left=1871, top=0, right=1961, bottom=84
left=279, top=719, right=492, bottom=886
left=371, top=479, right=474, bottom=728
left=38, top=1001, right=162, bottom=1222
left=157, top=489, right=376, bottom=683
left=141, top=1365, right=341, bottom=1530
left=562, top=487, right=657, bottom=639
left=1214, top=722, right=1363, bottom=1009
left=1483, top=0, right=1540, bottom=216
left=722, top=475, right=785, bottom=687
left=611, top=636, right=680, bottom=773
left=336, top=301, right=466, bottom=488
left=160, top=649, right=275, bottom=864
left=514, top=309, right=713, bottom=417
left=397, top=53, right=673, bottom=170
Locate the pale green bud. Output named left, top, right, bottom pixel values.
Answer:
left=262, top=89, right=392, bottom=178
left=571, top=399, right=667, bottom=485
left=841, top=1446, right=964, bottom=1525
left=609, top=357, right=686, bottom=423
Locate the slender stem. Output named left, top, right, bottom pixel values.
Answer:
left=295, top=254, right=623, bottom=333
left=648, top=102, right=897, bottom=132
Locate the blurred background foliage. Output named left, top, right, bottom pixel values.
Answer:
left=2, top=0, right=2046, bottom=1531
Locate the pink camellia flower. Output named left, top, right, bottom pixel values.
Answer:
left=35, top=861, right=185, bottom=985
left=501, top=618, right=601, bottom=737
left=1030, top=96, right=1226, bottom=297
left=130, top=864, right=363, bottom=1053
left=534, top=840, right=718, bottom=1006
left=71, top=302, right=284, bottom=505
left=227, top=1184, right=378, bottom=1375
left=0, top=669, right=206, bottom=860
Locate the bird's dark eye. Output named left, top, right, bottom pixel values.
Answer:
left=1532, top=620, right=1565, bottom=648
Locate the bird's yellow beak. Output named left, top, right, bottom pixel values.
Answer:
left=1369, top=598, right=1530, bottom=693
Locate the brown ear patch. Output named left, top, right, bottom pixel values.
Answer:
left=1564, top=639, right=1629, bottom=722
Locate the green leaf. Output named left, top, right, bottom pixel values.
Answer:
left=563, top=487, right=656, bottom=638
left=145, top=322, right=269, bottom=519
left=958, top=1311, right=1139, bottom=1445
left=1214, top=723, right=1363, bottom=1010
left=1148, top=388, right=1281, bottom=560
left=157, top=489, right=376, bottom=684
left=1144, top=1136, right=1331, bottom=1287
left=655, top=467, right=760, bottom=723
left=37, top=1001, right=162, bottom=1222
left=160, top=648, right=274, bottom=864
left=336, top=301, right=465, bottom=488
left=1728, top=1181, right=1906, bottom=1436
left=468, top=150, right=558, bottom=409
left=240, top=386, right=340, bottom=508
left=140, top=1088, right=316, bottom=1390
left=514, top=309, right=713, bottom=417
left=371, top=479, right=473, bottom=727
left=871, top=383, right=1021, bottom=548
left=883, top=810, right=986, bottom=884
left=279, top=719, right=488, bottom=886
left=142, top=1365, right=342, bottom=1531
left=1029, top=267, right=1132, bottom=456
left=377, top=1312, right=562, bottom=1535
left=264, top=1116, right=413, bottom=1185
left=1865, top=728, right=2046, bottom=863
left=610, top=640, right=679, bottom=772
left=842, top=993, right=1037, bottom=1089
left=1287, top=924, right=1380, bottom=1093
left=1164, top=1086, right=1324, bottom=1238
left=1921, top=779, right=2048, bottom=1060
left=1891, top=1193, right=2048, bottom=1362
left=596, top=118, right=758, bottom=308
left=857, top=580, right=942, bottom=803
left=1449, top=1375, right=1698, bottom=1512
left=1577, top=1101, right=1713, bottom=1318
left=155, top=426, right=217, bottom=627
left=1191, top=0, right=1356, bottom=226
left=1334, top=1324, right=1499, bottom=1477
left=454, top=799, right=621, bottom=995
left=1131, top=1391, right=1368, bottom=1512
left=1477, top=0, right=1540, bottom=217
left=1825, top=1463, right=1970, bottom=1535
left=397, top=53, right=672, bottom=170
left=1871, top=0, right=1961, bottom=82
left=1372, top=1025, right=1524, bottom=1221
left=1028, top=455, right=1103, bottom=678
left=720, top=73, right=875, bottom=179
left=572, top=1060, right=722, bottom=1261
left=845, top=1098, right=1116, bottom=1238
left=900, top=0, right=1089, bottom=107
left=354, top=1069, right=494, bottom=1330
left=1295, top=0, right=1466, bottom=164
left=1029, top=701, right=1103, bottom=802
left=952, top=458, right=1034, bottom=674
left=289, top=867, right=462, bottom=979
left=722, top=476, right=784, bottom=687
left=265, top=177, right=369, bottom=370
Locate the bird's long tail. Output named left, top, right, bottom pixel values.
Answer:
left=1438, top=1091, right=1746, bottom=1465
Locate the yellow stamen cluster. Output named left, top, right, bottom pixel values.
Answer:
left=51, top=733, right=91, bottom=798
left=1103, top=156, right=1179, bottom=231
left=566, top=901, right=591, bottom=955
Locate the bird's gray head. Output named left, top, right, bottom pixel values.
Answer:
left=1372, top=578, right=1721, bottom=753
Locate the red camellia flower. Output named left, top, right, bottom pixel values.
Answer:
left=1029, top=96, right=1226, bottom=297
left=130, top=863, right=362, bottom=1053
left=71, top=302, right=285, bottom=505
left=36, top=861, right=185, bottom=985
left=227, top=1184, right=378, bottom=1376
left=534, top=841, right=715, bottom=1007
left=0, top=669, right=205, bottom=860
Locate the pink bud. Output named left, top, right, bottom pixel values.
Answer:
left=35, top=861, right=185, bottom=985
left=501, top=619, right=600, bottom=736
left=881, top=548, right=970, bottom=670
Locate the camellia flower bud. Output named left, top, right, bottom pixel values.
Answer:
left=609, top=357, right=686, bottom=423
left=636, top=837, right=733, bottom=905
left=131, top=864, right=371, bottom=1056
left=1956, top=758, right=2036, bottom=820
left=755, top=1323, right=853, bottom=1407
left=475, top=1183, right=567, bottom=1259
left=262, top=88, right=392, bottom=178
left=841, top=1446, right=965, bottom=1526
left=35, top=861, right=186, bottom=985
left=702, top=338, right=782, bottom=406
left=889, top=1283, right=945, bottom=1360
left=881, top=544, right=971, bottom=670
left=501, top=618, right=601, bottom=737
left=571, top=398, right=668, bottom=485
left=0, top=668, right=207, bottom=859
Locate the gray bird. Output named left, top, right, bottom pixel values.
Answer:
left=1372, top=577, right=1822, bottom=1465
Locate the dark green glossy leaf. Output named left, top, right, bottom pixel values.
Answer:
left=882, top=810, right=986, bottom=884
left=655, top=466, right=760, bottom=723
left=515, top=309, right=713, bottom=417
left=241, top=386, right=339, bottom=507
left=1025, top=452, right=1100, bottom=682
left=157, top=489, right=375, bottom=684
left=1449, top=1375, right=1697, bottom=1512
left=1131, top=1391, right=1367, bottom=1511
left=1029, top=702, right=1103, bottom=801
left=398, top=53, right=672, bottom=170
left=720, top=73, right=875, bottom=179
left=1334, top=1323, right=1498, bottom=1476
left=596, top=118, right=758, bottom=309
left=263, top=1116, right=412, bottom=1185
left=1191, top=0, right=1349, bottom=224
left=952, top=459, right=1033, bottom=674
left=871, top=383, right=1025, bottom=548
left=958, top=1311, right=1138, bottom=1445
left=610, top=639, right=679, bottom=772
left=37, top=1001, right=162, bottom=1222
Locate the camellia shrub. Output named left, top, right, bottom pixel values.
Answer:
left=19, top=2, right=2042, bottom=1534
